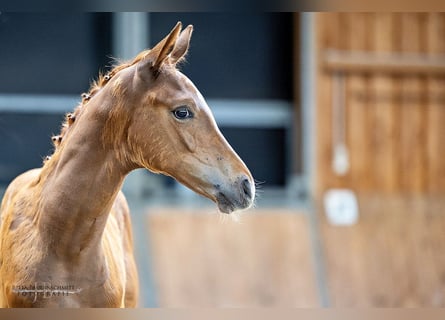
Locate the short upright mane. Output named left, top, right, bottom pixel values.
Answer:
left=43, top=50, right=153, bottom=164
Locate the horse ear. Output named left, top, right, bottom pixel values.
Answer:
left=151, top=21, right=182, bottom=72
left=170, top=25, right=193, bottom=65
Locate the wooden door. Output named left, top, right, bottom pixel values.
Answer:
left=315, top=13, right=445, bottom=196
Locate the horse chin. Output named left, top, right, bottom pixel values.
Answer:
left=169, top=171, right=255, bottom=214
left=215, top=192, right=237, bottom=214
left=215, top=191, right=253, bottom=214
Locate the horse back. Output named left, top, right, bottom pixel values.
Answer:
left=0, top=168, right=42, bottom=225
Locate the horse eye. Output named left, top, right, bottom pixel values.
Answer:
left=173, top=106, right=193, bottom=120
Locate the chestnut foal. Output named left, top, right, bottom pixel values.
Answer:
left=0, top=22, right=255, bottom=307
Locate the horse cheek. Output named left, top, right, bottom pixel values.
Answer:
left=179, top=129, right=196, bottom=153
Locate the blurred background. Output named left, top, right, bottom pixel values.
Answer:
left=0, top=12, right=445, bottom=307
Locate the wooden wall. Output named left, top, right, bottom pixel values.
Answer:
left=315, top=13, right=445, bottom=196
left=144, top=198, right=445, bottom=307
left=146, top=209, right=319, bottom=307
left=320, top=195, right=445, bottom=307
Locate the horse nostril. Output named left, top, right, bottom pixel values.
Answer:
left=241, top=178, right=252, bottom=200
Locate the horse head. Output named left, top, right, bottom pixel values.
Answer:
left=103, top=22, right=255, bottom=214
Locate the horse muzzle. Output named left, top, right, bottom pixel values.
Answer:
left=214, top=175, right=255, bottom=214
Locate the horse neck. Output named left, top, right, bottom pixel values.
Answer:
left=38, top=95, right=130, bottom=261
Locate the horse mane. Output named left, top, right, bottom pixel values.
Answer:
left=43, top=50, right=154, bottom=165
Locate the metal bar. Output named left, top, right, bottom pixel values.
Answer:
left=112, top=13, right=149, bottom=60
left=301, top=12, right=331, bottom=308
left=209, top=99, right=292, bottom=128
left=324, top=49, right=445, bottom=75
left=0, top=94, right=78, bottom=113
left=300, top=13, right=316, bottom=196
left=331, top=72, right=349, bottom=176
